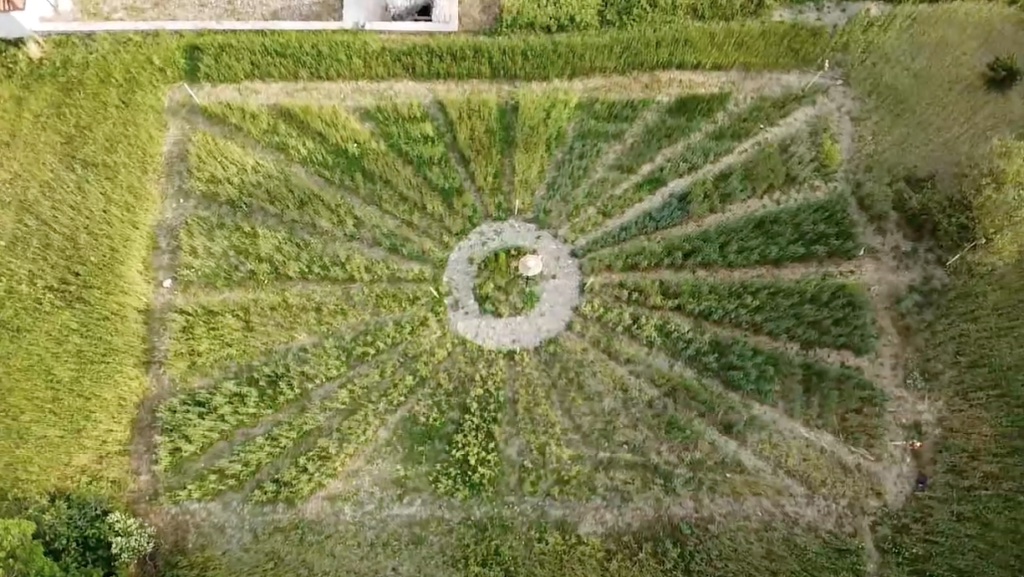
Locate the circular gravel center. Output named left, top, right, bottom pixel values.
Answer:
left=444, top=220, right=582, bottom=351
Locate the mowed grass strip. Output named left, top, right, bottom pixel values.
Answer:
left=510, top=88, right=577, bottom=216
left=168, top=335, right=439, bottom=502
left=578, top=119, right=842, bottom=254
left=250, top=330, right=457, bottom=503
left=189, top=131, right=443, bottom=263
left=571, top=89, right=818, bottom=239
left=597, top=276, right=877, bottom=355
left=583, top=193, right=861, bottom=273
left=200, top=102, right=454, bottom=243
left=580, top=298, right=888, bottom=453
left=440, top=95, right=515, bottom=219
left=536, top=98, right=653, bottom=228
left=361, top=101, right=481, bottom=236
left=167, top=284, right=437, bottom=384
left=176, top=211, right=432, bottom=288
left=156, top=314, right=435, bottom=471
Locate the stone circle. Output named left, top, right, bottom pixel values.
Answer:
left=443, top=220, right=582, bottom=350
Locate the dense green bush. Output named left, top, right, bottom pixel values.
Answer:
left=984, top=53, right=1022, bottom=91
left=498, top=0, right=603, bottom=33
left=0, top=493, right=155, bottom=577
left=0, top=519, right=63, bottom=577
left=185, top=23, right=831, bottom=82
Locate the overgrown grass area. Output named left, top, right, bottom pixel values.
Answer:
left=873, top=262, right=1024, bottom=576
left=0, top=38, right=177, bottom=493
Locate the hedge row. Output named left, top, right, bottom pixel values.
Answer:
left=184, top=22, right=831, bottom=82
left=498, top=0, right=776, bottom=34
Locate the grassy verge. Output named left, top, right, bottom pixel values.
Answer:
left=874, top=263, right=1024, bottom=576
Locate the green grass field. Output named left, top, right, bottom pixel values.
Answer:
left=2, top=4, right=1024, bottom=577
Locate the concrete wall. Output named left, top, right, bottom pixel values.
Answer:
left=3, top=0, right=458, bottom=38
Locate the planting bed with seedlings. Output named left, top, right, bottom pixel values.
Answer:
left=150, top=71, right=930, bottom=546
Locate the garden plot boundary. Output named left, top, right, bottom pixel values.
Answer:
left=140, top=72, right=936, bottom=535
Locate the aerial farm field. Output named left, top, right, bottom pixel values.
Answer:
left=138, top=71, right=924, bottom=575
left=1, top=4, right=1024, bottom=577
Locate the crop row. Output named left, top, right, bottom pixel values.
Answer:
left=582, top=193, right=862, bottom=273
left=570, top=93, right=732, bottom=229
left=167, top=284, right=438, bottom=384
left=578, top=115, right=842, bottom=254
left=579, top=299, right=888, bottom=452
left=503, top=349, right=581, bottom=497
left=575, top=320, right=879, bottom=498
left=595, top=275, right=877, bottom=355
left=176, top=212, right=433, bottom=288
left=189, top=22, right=832, bottom=83
left=169, top=328, right=453, bottom=502
left=550, top=335, right=755, bottom=498
left=200, top=102, right=456, bottom=244
left=156, top=313, right=436, bottom=471
left=535, top=98, right=653, bottom=228
left=361, top=101, right=480, bottom=236
left=510, top=89, right=577, bottom=216
left=440, top=95, right=514, bottom=219
left=249, top=333, right=458, bottom=502
left=187, top=131, right=443, bottom=264
left=568, top=89, right=816, bottom=239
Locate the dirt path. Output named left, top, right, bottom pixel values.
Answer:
left=189, top=71, right=823, bottom=108
left=572, top=99, right=830, bottom=247
left=589, top=258, right=883, bottom=285
left=130, top=93, right=197, bottom=511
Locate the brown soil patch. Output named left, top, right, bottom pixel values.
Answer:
left=457, top=0, right=500, bottom=31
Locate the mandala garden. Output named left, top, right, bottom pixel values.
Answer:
left=153, top=74, right=910, bottom=519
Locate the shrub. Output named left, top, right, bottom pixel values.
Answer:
left=104, top=512, right=155, bottom=567
left=498, top=0, right=602, bottom=33
left=984, top=53, right=1022, bottom=92
left=892, top=173, right=977, bottom=255
left=0, top=519, right=63, bottom=577
left=12, top=492, right=156, bottom=577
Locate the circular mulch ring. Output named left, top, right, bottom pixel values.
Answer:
left=443, top=220, right=582, bottom=350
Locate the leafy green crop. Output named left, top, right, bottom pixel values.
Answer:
left=201, top=102, right=454, bottom=243
left=440, top=95, right=515, bottom=219
left=511, top=89, right=578, bottom=216
left=595, top=275, right=877, bottom=355
left=584, top=193, right=861, bottom=273
left=177, top=212, right=432, bottom=288
left=579, top=118, right=838, bottom=254
left=569, top=93, right=731, bottom=235
left=536, top=98, right=653, bottom=228
left=362, top=101, right=480, bottom=235
left=188, top=131, right=443, bottom=263
left=580, top=299, right=887, bottom=452
left=167, top=284, right=437, bottom=383
left=156, top=314, right=436, bottom=471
